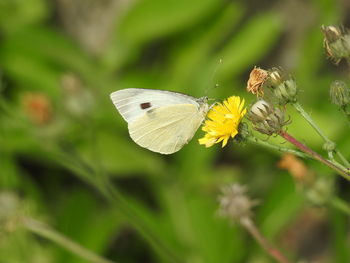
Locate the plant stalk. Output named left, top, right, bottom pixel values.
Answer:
left=247, top=136, right=310, bottom=159
left=278, top=131, right=350, bottom=180
left=240, top=217, right=292, bottom=263
left=340, top=106, right=350, bottom=126
left=23, top=217, right=115, bottom=263
left=292, top=102, right=350, bottom=168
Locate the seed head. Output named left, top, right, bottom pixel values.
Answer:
left=218, top=184, right=258, bottom=223
left=248, top=100, right=288, bottom=135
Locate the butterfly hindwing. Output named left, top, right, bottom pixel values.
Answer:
left=128, top=104, right=203, bottom=154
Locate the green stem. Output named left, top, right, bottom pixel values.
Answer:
left=292, top=102, right=329, bottom=141
left=279, top=131, right=350, bottom=180
left=334, top=149, right=350, bottom=168
left=23, top=217, right=115, bottom=263
left=340, top=106, right=350, bottom=126
left=292, top=102, right=350, bottom=168
left=247, top=136, right=310, bottom=159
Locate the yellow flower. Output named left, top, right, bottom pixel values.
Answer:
left=199, top=96, right=246, bottom=148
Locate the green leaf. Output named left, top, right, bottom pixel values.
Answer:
left=77, top=130, right=165, bottom=176
left=118, top=0, right=223, bottom=46
left=257, top=174, right=303, bottom=239
left=54, top=190, right=122, bottom=263
left=215, top=12, right=282, bottom=80
left=0, top=0, right=49, bottom=33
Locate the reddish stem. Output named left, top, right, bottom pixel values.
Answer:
left=279, top=131, right=350, bottom=179
left=240, top=217, right=291, bottom=263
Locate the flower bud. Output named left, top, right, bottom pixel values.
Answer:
left=61, top=74, right=95, bottom=117
left=305, top=176, right=334, bottom=206
left=248, top=100, right=288, bottom=135
left=275, top=78, right=298, bottom=104
left=266, top=68, right=298, bottom=105
left=268, top=67, right=284, bottom=87
left=330, top=80, right=350, bottom=107
left=246, top=67, right=298, bottom=104
left=321, top=25, right=350, bottom=64
left=249, top=100, right=273, bottom=121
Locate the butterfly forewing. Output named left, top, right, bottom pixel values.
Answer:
left=110, top=88, right=200, bottom=123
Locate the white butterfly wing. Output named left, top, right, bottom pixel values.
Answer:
left=110, top=88, right=209, bottom=154
left=110, top=88, right=199, bottom=123
left=128, top=104, right=205, bottom=154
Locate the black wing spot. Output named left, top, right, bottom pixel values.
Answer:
left=140, top=102, right=152, bottom=109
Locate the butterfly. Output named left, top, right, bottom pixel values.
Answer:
left=110, top=88, right=209, bottom=154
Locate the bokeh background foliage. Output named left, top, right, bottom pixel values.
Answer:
left=0, top=0, right=350, bottom=262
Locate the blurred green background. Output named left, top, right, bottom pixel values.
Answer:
left=1, top=0, right=350, bottom=262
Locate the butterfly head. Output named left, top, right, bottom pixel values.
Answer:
left=196, top=96, right=210, bottom=116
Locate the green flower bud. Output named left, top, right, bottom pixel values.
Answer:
left=275, top=79, right=298, bottom=104
left=305, top=177, right=334, bottom=206
left=321, top=25, right=350, bottom=64
left=267, top=68, right=298, bottom=105
left=330, top=80, right=350, bottom=107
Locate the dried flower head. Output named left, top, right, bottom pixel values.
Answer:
left=199, top=96, right=246, bottom=148
left=248, top=100, right=288, bottom=135
left=246, top=67, right=269, bottom=97
left=218, top=184, right=258, bottom=223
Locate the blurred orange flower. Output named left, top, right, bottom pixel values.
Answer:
left=22, top=92, right=52, bottom=125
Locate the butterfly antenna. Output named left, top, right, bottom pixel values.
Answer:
left=204, top=58, right=223, bottom=97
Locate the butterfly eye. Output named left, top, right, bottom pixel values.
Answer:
left=140, top=102, right=152, bottom=109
